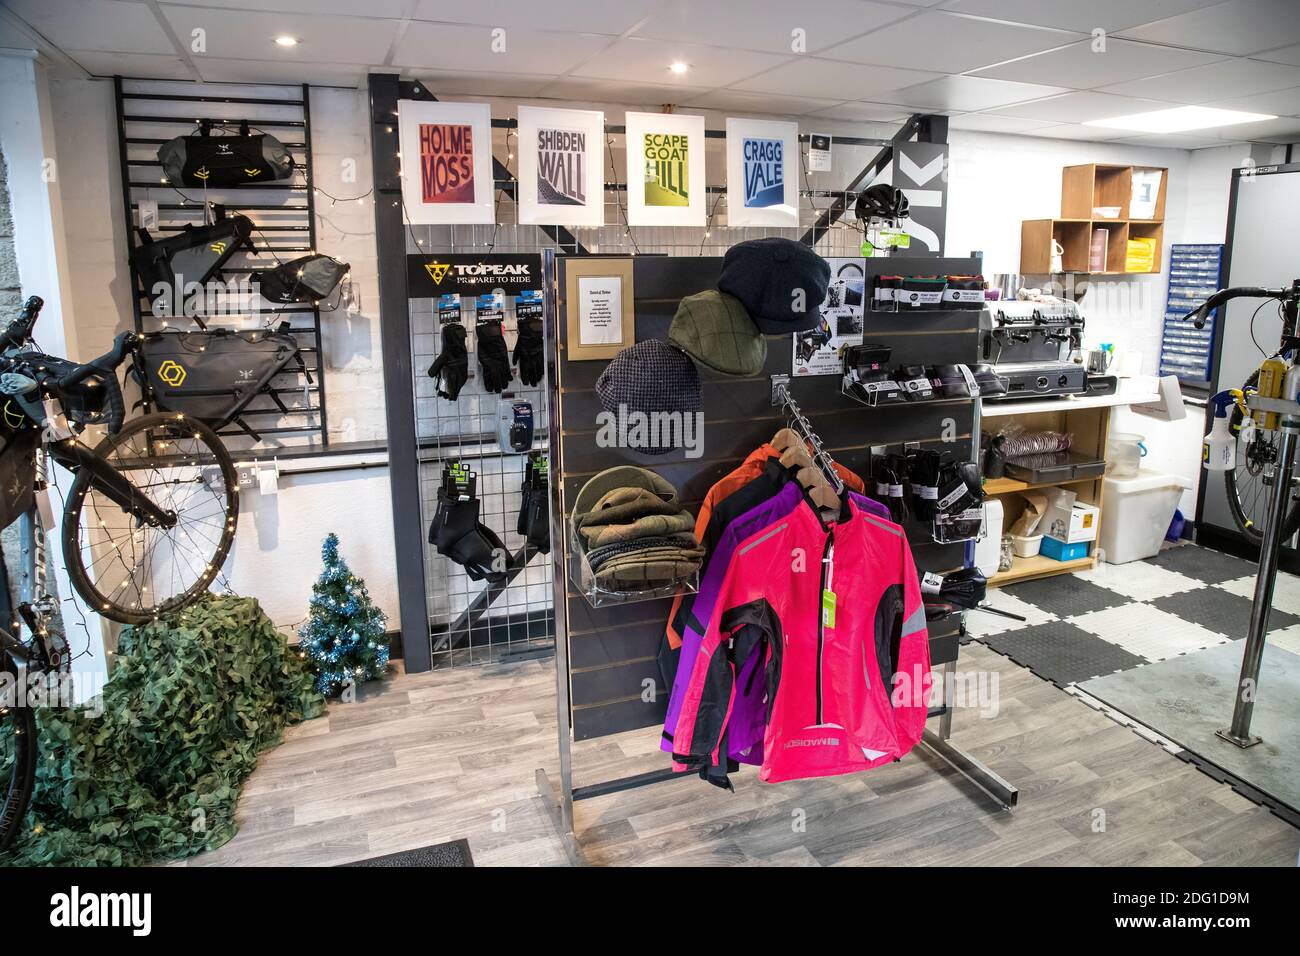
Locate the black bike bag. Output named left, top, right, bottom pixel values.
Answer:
left=157, top=120, right=294, bottom=188
left=130, top=210, right=256, bottom=298
left=253, top=254, right=350, bottom=304
left=135, top=326, right=309, bottom=441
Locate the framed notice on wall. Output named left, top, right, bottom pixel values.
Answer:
left=517, top=106, right=605, bottom=227
left=563, top=258, right=635, bottom=361
left=397, top=100, right=494, bottom=225
left=725, top=117, right=798, bottom=228
left=624, top=112, right=706, bottom=228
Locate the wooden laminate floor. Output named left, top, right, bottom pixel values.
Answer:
left=189, top=642, right=1300, bottom=867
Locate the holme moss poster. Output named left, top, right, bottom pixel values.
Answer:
left=398, top=100, right=493, bottom=224
left=725, top=117, right=799, bottom=227
left=517, top=106, right=605, bottom=226
left=624, top=112, right=705, bottom=227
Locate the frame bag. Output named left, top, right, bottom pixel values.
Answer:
left=0, top=422, right=38, bottom=531
left=158, top=121, right=294, bottom=188
left=130, top=210, right=255, bottom=313
left=134, top=325, right=310, bottom=441
left=254, top=254, right=350, bottom=304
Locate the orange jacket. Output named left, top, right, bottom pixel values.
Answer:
left=664, top=443, right=864, bottom=648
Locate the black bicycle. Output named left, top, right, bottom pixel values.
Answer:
left=1184, top=281, right=1300, bottom=544
left=0, top=295, right=239, bottom=850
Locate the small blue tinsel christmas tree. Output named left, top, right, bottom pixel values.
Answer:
left=298, top=534, right=390, bottom=696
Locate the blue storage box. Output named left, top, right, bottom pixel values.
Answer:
left=1040, top=535, right=1089, bottom=562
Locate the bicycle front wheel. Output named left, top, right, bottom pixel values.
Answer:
left=1224, top=370, right=1300, bottom=545
left=62, top=412, right=239, bottom=625
left=0, top=651, right=37, bottom=852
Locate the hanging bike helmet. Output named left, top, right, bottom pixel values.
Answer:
left=854, top=183, right=910, bottom=223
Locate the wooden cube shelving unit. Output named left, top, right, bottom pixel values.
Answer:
left=1020, top=163, right=1167, bottom=276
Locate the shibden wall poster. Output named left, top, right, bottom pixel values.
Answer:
left=517, top=106, right=605, bottom=227
left=624, top=111, right=706, bottom=228
left=725, top=117, right=798, bottom=228
left=398, top=100, right=494, bottom=225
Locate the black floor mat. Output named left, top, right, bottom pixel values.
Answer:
left=1146, top=544, right=1254, bottom=584
left=1151, top=587, right=1300, bottom=639
left=343, top=838, right=474, bottom=867
left=1002, top=573, right=1130, bottom=616
left=982, top=621, right=1148, bottom=688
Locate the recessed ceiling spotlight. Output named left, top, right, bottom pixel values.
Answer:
left=274, top=35, right=300, bottom=47
left=668, top=61, right=689, bottom=75
left=1083, top=105, right=1276, bottom=134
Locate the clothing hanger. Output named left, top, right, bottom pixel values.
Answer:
left=771, top=427, right=801, bottom=454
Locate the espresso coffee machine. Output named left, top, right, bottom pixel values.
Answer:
left=979, top=298, right=1087, bottom=400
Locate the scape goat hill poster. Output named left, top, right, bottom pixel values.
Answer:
left=398, top=100, right=494, bottom=225
left=517, top=106, right=605, bottom=227
left=725, top=118, right=798, bottom=227
left=624, top=112, right=706, bottom=227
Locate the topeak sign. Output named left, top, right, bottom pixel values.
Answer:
left=406, top=254, right=541, bottom=297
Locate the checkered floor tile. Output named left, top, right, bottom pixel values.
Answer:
left=968, top=543, right=1300, bottom=688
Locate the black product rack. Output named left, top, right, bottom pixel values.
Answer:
left=113, top=77, right=329, bottom=449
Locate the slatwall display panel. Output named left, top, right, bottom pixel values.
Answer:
left=116, top=78, right=330, bottom=451
left=553, top=255, right=983, bottom=741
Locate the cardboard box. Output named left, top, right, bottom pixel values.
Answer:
left=1041, top=536, right=1089, bottom=562
left=1040, top=488, right=1099, bottom=543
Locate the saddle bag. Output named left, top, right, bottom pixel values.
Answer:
left=134, top=326, right=310, bottom=441
left=157, top=121, right=294, bottom=188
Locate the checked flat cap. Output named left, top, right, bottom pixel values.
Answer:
left=668, top=290, right=766, bottom=377
left=595, top=339, right=702, bottom=456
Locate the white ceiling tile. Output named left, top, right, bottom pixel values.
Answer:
left=411, top=0, right=659, bottom=35
left=819, top=11, right=1081, bottom=73
left=1099, top=59, right=1300, bottom=103
left=534, top=77, right=711, bottom=108
left=1206, top=116, right=1300, bottom=142
left=1254, top=44, right=1300, bottom=67
left=988, top=90, right=1178, bottom=122
left=159, top=6, right=399, bottom=64
left=803, top=101, right=913, bottom=122
left=947, top=112, right=1060, bottom=133
left=570, top=37, right=790, bottom=88
left=1111, top=132, right=1251, bottom=148
left=973, top=38, right=1223, bottom=89
left=678, top=88, right=843, bottom=116
left=1202, top=87, right=1300, bottom=118
left=6, top=0, right=178, bottom=56
left=886, top=75, right=1071, bottom=112
left=932, top=0, right=1227, bottom=33
left=1119, top=0, right=1300, bottom=56
left=730, top=56, right=940, bottom=98
left=392, top=21, right=610, bottom=75
left=632, top=0, right=912, bottom=55
left=163, top=0, right=412, bottom=17
left=68, top=50, right=194, bottom=80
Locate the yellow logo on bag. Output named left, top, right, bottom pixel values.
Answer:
left=2, top=400, right=25, bottom=429
left=158, top=360, right=187, bottom=387
left=209, top=241, right=227, bottom=254
left=243, top=168, right=262, bottom=177
left=425, top=261, right=451, bottom=285
left=194, top=167, right=210, bottom=181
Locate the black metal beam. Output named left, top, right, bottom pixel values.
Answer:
left=799, top=113, right=928, bottom=247
left=398, top=79, right=588, bottom=255
left=431, top=546, right=540, bottom=654
left=368, top=72, right=432, bottom=672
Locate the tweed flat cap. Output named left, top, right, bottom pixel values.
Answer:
left=717, top=237, right=831, bottom=335
left=595, top=340, right=702, bottom=456
left=572, top=466, right=677, bottom=518
left=577, top=487, right=684, bottom=528
left=579, top=509, right=695, bottom=548
left=668, top=290, right=766, bottom=377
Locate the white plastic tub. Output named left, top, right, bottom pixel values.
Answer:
left=1012, top=532, right=1043, bottom=558
left=1099, top=468, right=1193, bottom=564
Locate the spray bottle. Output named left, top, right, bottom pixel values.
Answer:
left=1202, top=390, right=1240, bottom=471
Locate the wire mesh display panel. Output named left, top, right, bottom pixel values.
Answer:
left=114, top=77, right=331, bottom=452
left=412, top=123, right=914, bottom=668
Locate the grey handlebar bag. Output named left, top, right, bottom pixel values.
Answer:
left=133, top=326, right=311, bottom=442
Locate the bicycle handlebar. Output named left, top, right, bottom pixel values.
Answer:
left=1182, top=283, right=1299, bottom=329
left=0, top=295, right=44, bottom=350
left=56, top=330, right=137, bottom=435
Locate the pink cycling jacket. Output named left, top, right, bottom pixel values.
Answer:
left=669, top=494, right=931, bottom=784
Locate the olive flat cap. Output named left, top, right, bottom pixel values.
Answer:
left=668, top=290, right=766, bottom=377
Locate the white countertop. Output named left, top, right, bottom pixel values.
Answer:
left=982, top=376, right=1162, bottom=418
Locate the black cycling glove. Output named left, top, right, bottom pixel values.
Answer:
left=476, top=320, right=512, bottom=393
left=427, top=322, right=468, bottom=400
left=513, top=317, right=545, bottom=387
